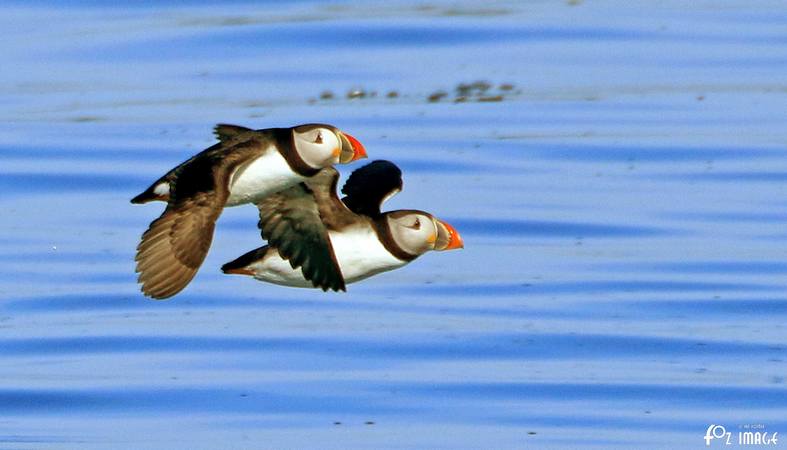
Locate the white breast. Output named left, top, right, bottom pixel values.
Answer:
left=329, top=224, right=406, bottom=283
left=249, top=224, right=408, bottom=288
left=226, top=148, right=304, bottom=206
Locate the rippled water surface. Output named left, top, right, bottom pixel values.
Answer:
left=2, top=1, right=786, bottom=448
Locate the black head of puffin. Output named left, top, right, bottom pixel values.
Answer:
left=383, top=209, right=464, bottom=257
left=291, top=123, right=367, bottom=167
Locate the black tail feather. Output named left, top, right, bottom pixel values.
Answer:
left=222, top=246, right=269, bottom=274
left=131, top=183, right=166, bottom=204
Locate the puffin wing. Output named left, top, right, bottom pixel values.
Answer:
left=257, top=168, right=356, bottom=292
left=340, top=160, right=403, bottom=217
left=135, top=138, right=267, bottom=299
left=213, top=124, right=253, bottom=142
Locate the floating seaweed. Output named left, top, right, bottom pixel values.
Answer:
left=313, top=81, right=517, bottom=105
left=346, top=88, right=366, bottom=99
left=427, top=90, right=448, bottom=102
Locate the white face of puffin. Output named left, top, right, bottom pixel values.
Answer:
left=292, top=124, right=365, bottom=168
left=386, top=211, right=464, bottom=256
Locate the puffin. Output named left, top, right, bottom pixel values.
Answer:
left=131, top=123, right=367, bottom=299
left=220, top=160, right=463, bottom=291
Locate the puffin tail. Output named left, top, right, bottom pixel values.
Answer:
left=131, top=180, right=170, bottom=204
left=222, top=246, right=269, bottom=276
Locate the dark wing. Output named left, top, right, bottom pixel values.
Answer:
left=214, top=124, right=253, bottom=142
left=340, top=160, right=403, bottom=217
left=256, top=168, right=357, bottom=292
left=135, top=138, right=265, bottom=299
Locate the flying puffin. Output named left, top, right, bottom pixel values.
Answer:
left=220, top=160, right=463, bottom=291
left=131, top=123, right=367, bottom=299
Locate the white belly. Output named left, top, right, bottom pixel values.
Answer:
left=250, top=248, right=315, bottom=288
left=329, top=225, right=406, bottom=283
left=226, top=150, right=304, bottom=206
left=250, top=225, right=408, bottom=288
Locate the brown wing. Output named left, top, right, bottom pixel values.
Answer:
left=135, top=138, right=268, bottom=299
left=308, top=168, right=359, bottom=231
left=256, top=168, right=357, bottom=292
left=135, top=191, right=225, bottom=299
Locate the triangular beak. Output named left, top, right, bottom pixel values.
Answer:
left=434, top=219, right=464, bottom=251
left=339, top=132, right=367, bottom=163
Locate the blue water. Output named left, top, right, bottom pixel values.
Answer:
left=2, top=1, right=786, bottom=448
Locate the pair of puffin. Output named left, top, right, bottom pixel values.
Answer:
left=132, top=123, right=463, bottom=299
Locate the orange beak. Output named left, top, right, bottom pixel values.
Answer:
left=343, top=132, right=367, bottom=161
left=435, top=219, right=464, bottom=251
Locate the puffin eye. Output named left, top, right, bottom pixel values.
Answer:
left=412, top=218, right=421, bottom=229
left=314, top=131, right=323, bottom=144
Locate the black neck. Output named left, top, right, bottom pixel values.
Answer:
left=274, top=128, right=322, bottom=177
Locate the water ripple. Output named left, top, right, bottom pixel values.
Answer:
left=390, top=381, right=787, bottom=409
left=660, top=171, right=787, bottom=183
left=2, top=333, right=781, bottom=361
left=614, top=298, right=787, bottom=316
left=397, top=280, right=776, bottom=297
left=0, top=387, right=413, bottom=415
left=0, top=173, right=150, bottom=194
left=506, top=143, right=781, bottom=163
left=606, top=261, right=787, bottom=274
left=450, top=218, right=673, bottom=238
left=71, top=25, right=653, bottom=61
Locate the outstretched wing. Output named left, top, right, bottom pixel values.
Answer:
left=135, top=138, right=266, bottom=299
left=341, top=160, right=403, bottom=217
left=256, top=168, right=357, bottom=292
left=135, top=191, right=225, bottom=299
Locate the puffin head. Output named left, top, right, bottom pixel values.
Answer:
left=384, top=210, right=464, bottom=256
left=292, top=123, right=367, bottom=168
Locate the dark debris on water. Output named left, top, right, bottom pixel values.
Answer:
left=312, top=81, right=517, bottom=105
left=427, top=90, right=448, bottom=103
